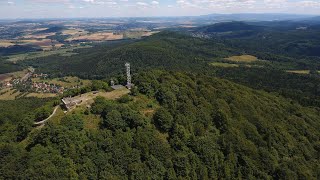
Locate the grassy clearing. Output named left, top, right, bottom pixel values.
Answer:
left=210, top=62, right=239, bottom=68
left=26, top=93, right=57, bottom=98
left=286, top=70, right=310, bottom=74
left=83, top=113, right=101, bottom=130
left=225, top=55, right=258, bottom=63
left=97, top=88, right=130, bottom=100
left=32, top=76, right=91, bottom=88
left=127, top=94, right=160, bottom=118
left=48, top=106, right=65, bottom=125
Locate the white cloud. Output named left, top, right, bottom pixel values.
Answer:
left=151, top=1, right=159, bottom=5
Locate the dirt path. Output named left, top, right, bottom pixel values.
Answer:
left=34, top=106, right=59, bottom=125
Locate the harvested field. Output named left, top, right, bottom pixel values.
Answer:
left=225, top=55, right=258, bottom=63
left=22, top=33, right=56, bottom=39
left=62, top=28, right=87, bottom=36
left=20, top=39, right=52, bottom=46
left=66, top=32, right=123, bottom=41
left=0, top=41, right=15, bottom=47
left=0, top=74, right=10, bottom=81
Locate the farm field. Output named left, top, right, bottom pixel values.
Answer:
left=224, top=55, right=258, bottom=63
left=0, top=69, right=30, bottom=82
left=210, top=62, right=239, bottom=68
left=62, top=28, right=88, bottom=36
left=21, top=33, right=55, bottom=39
left=66, top=32, right=124, bottom=41
left=0, top=74, right=11, bottom=81
left=6, top=45, right=90, bottom=62
left=0, top=41, right=15, bottom=47
left=0, top=88, right=21, bottom=100
left=19, top=39, right=64, bottom=50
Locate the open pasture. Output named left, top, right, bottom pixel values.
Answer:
left=210, top=62, right=239, bottom=68
left=225, top=55, right=258, bottom=63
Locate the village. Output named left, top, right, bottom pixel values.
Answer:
left=0, top=67, right=83, bottom=95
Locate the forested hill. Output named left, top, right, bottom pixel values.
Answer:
left=23, top=31, right=320, bottom=107
left=194, top=21, right=263, bottom=33
left=1, top=70, right=320, bottom=179
left=192, top=21, right=320, bottom=58
left=24, top=32, right=236, bottom=78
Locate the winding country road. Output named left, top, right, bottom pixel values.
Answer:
left=34, top=106, right=59, bottom=125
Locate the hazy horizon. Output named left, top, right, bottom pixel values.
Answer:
left=0, top=0, right=320, bottom=19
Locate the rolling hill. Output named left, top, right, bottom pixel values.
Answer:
left=1, top=70, right=320, bottom=179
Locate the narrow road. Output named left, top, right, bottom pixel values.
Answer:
left=34, top=106, right=59, bottom=125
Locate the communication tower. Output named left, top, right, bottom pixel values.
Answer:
left=125, top=63, right=132, bottom=89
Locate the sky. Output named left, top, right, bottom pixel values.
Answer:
left=0, top=0, right=320, bottom=19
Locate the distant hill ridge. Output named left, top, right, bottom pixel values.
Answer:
left=195, top=21, right=263, bottom=33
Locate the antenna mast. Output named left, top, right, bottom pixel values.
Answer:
left=125, top=63, right=132, bottom=89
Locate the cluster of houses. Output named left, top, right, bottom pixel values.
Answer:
left=1, top=78, right=22, bottom=88
left=33, top=73, right=48, bottom=78
left=32, top=82, right=65, bottom=94
left=0, top=69, right=68, bottom=94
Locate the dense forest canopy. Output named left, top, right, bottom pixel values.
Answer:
left=1, top=70, right=320, bottom=179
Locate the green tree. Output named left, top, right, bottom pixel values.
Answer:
left=60, top=114, right=84, bottom=131
left=103, top=110, right=127, bottom=130
left=153, top=108, right=173, bottom=132
left=16, top=115, right=33, bottom=141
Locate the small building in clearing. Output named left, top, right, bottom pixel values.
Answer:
left=62, top=97, right=82, bottom=110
